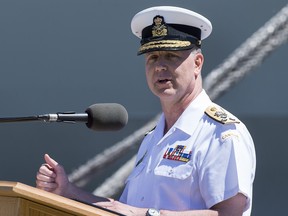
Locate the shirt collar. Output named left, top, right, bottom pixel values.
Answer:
left=175, top=90, right=211, bottom=135
left=153, top=90, right=212, bottom=139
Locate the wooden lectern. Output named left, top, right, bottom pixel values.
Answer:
left=0, top=181, right=122, bottom=216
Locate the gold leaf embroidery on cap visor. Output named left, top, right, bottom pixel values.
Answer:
left=139, top=40, right=191, bottom=52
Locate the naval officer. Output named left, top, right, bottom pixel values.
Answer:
left=36, top=6, right=256, bottom=216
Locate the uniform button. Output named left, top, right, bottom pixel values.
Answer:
left=141, top=197, right=144, bottom=201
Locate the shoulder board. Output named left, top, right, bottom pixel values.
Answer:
left=205, top=104, right=240, bottom=124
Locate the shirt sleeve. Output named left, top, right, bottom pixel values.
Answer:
left=198, top=128, right=255, bottom=210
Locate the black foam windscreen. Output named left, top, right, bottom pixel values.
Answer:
left=85, top=103, right=128, bottom=131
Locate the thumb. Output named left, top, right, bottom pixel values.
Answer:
left=44, top=153, right=59, bottom=169
left=44, top=154, right=67, bottom=178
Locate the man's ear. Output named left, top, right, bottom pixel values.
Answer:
left=194, top=52, right=204, bottom=76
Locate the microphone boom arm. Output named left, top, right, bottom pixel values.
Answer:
left=0, top=103, right=128, bottom=131
left=0, top=112, right=88, bottom=123
left=0, top=116, right=41, bottom=123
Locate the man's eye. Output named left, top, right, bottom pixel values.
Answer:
left=166, top=53, right=179, bottom=59
left=148, top=55, right=158, bottom=61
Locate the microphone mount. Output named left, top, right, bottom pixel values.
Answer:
left=39, top=112, right=88, bottom=123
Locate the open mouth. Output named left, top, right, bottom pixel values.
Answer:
left=158, top=79, right=171, bottom=83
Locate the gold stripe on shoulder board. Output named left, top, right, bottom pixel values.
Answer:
left=205, top=104, right=240, bottom=124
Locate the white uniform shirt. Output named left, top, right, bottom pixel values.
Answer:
left=120, top=90, right=256, bottom=216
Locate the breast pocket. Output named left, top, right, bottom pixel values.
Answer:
left=154, top=160, right=195, bottom=180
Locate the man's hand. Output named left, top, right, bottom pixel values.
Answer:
left=36, top=154, right=71, bottom=197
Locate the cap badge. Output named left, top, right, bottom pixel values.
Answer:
left=152, top=16, right=167, bottom=37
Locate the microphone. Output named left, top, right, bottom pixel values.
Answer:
left=0, top=103, right=128, bottom=131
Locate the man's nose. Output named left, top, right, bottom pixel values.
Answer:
left=155, top=65, right=167, bottom=72
left=154, top=59, right=168, bottom=72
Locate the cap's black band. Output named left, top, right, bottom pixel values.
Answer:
left=142, top=23, right=201, bottom=40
